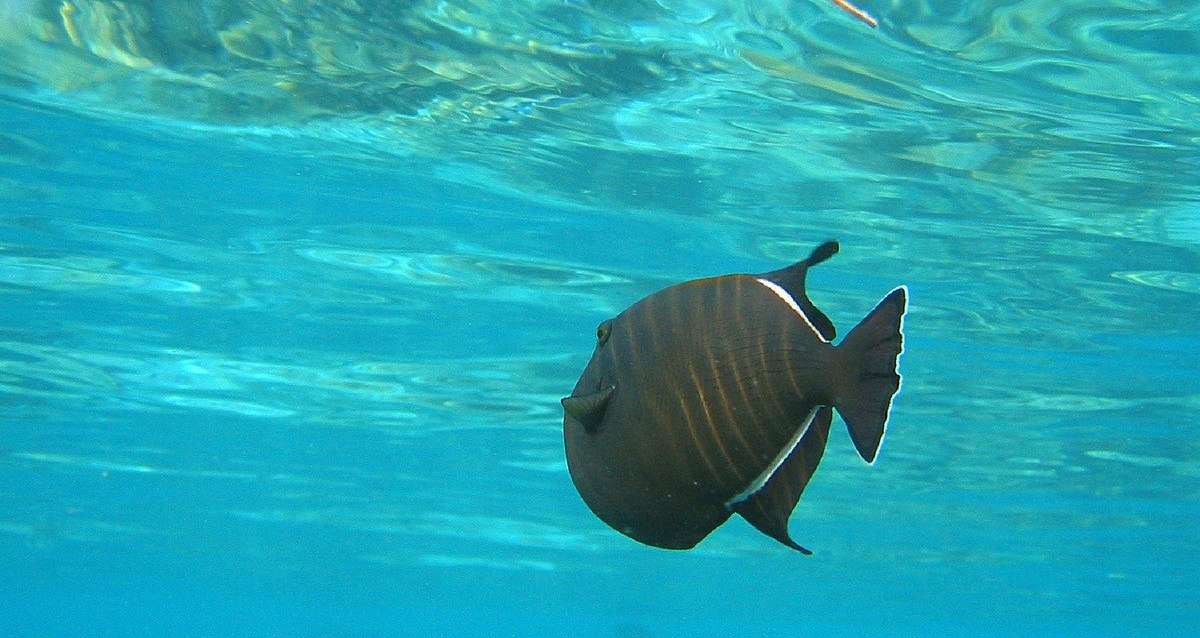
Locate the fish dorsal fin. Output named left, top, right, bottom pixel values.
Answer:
left=561, top=385, right=615, bottom=433
left=759, top=240, right=838, bottom=342
left=732, top=407, right=833, bottom=554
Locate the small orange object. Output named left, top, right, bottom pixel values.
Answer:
left=830, top=0, right=879, bottom=28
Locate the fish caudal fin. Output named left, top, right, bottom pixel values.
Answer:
left=835, top=286, right=907, bottom=464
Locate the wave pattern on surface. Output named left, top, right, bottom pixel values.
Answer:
left=1, top=0, right=1196, bottom=224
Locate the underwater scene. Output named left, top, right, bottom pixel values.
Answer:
left=0, top=0, right=1197, bottom=635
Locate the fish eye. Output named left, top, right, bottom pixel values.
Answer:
left=596, top=321, right=611, bottom=345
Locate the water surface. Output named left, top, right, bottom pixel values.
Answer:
left=1, top=1, right=1198, bottom=636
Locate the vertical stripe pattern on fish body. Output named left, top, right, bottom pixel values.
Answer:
left=562, top=241, right=907, bottom=553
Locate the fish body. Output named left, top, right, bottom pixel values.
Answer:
left=562, top=241, right=906, bottom=553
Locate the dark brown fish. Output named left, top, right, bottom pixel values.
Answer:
left=562, top=241, right=906, bottom=553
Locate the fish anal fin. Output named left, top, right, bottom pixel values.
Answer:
left=759, top=240, right=838, bottom=341
left=734, top=407, right=833, bottom=554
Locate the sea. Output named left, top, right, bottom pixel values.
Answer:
left=0, top=1, right=1197, bottom=636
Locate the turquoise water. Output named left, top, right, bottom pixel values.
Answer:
left=1, top=0, right=1198, bottom=635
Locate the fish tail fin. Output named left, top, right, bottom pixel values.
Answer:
left=835, top=286, right=907, bottom=464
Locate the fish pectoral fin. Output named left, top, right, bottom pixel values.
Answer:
left=561, top=385, right=615, bottom=433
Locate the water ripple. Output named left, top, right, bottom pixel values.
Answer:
left=0, top=2, right=1197, bottom=626
left=0, top=0, right=1193, bottom=229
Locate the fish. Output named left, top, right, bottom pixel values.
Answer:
left=561, top=240, right=907, bottom=553
left=830, top=0, right=879, bottom=28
